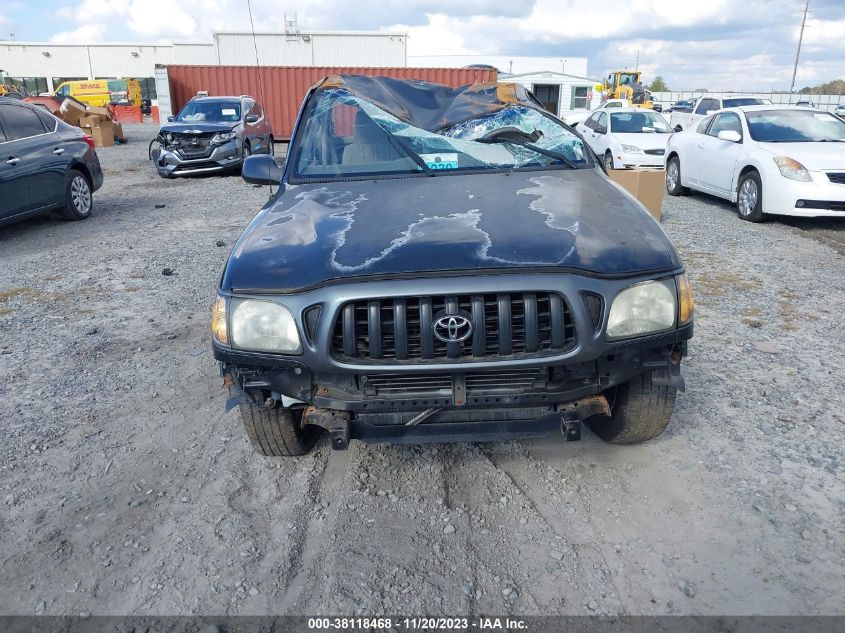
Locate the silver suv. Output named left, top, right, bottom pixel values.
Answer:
left=152, top=95, right=273, bottom=178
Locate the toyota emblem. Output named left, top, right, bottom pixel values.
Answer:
left=432, top=311, right=473, bottom=343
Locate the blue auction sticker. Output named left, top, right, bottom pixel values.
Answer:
left=420, top=153, right=459, bottom=170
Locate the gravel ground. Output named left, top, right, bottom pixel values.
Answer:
left=0, top=123, right=843, bottom=617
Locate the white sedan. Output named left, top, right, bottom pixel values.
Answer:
left=665, top=105, right=845, bottom=221
left=576, top=107, right=673, bottom=170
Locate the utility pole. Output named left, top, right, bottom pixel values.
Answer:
left=789, top=0, right=810, bottom=98
left=635, top=50, right=639, bottom=71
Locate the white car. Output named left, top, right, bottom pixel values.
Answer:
left=665, top=105, right=845, bottom=221
left=576, top=107, right=673, bottom=170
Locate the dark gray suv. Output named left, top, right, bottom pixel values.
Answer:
left=0, top=97, right=103, bottom=226
left=153, top=95, right=273, bottom=178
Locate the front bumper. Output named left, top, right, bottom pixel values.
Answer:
left=762, top=168, right=845, bottom=217
left=154, top=139, right=242, bottom=177
left=617, top=152, right=666, bottom=169
left=213, top=273, right=693, bottom=433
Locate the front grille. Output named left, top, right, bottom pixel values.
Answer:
left=644, top=149, right=665, bottom=156
left=172, top=162, right=221, bottom=172
left=361, top=368, right=546, bottom=396
left=826, top=172, right=845, bottom=184
left=332, top=293, right=575, bottom=363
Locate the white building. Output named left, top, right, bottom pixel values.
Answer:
left=500, top=70, right=602, bottom=118
left=0, top=30, right=407, bottom=97
left=409, top=55, right=588, bottom=78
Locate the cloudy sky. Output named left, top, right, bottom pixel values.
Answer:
left=2, top=0, right=845, bottom=91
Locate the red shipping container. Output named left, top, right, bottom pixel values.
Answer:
left=164, top=65, right=498, bottom=140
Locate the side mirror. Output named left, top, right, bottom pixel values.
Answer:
left=167, top=115, right=175, bottom=122
left=241, top=154, right=282, bottom=186
left=717, top=130, right=742, bottom=143
left=244, top=113, right=259, bottom=124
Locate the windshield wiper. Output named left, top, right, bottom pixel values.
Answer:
left=476, top=127, right=579, bottom=169
left=817, top=139, right=845, bottom=142
left=384, top=134, right=435, bottom=176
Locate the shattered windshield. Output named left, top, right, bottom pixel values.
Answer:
left=293, top=88, right=590, bottom=179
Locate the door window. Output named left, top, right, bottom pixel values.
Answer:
left=251, top=102, right=264, bottom=119
left=707, top=113, right=742, bottom=139
left=0, top=104, right=47, bottom=140
left=34, top=108, right=58, bottom=132
left=595, top=112, right=608, bottom=134
left=694, top=98, right=719, bottom=115
left=696, top=116, right=713, bottom=134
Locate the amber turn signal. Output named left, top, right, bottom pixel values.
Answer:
left=211, top=295, right=229, bottom=345
left=677, top=273, right=694, bottom=325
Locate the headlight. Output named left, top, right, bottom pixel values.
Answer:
left=621, top=144, right=643, bottom=154
left=606, top=279, right=676, bottom=340
left=773, top=156, right=811, bottom=181
left=211, top=295, right=229, bottom=345
left=211, top=131, right=237, bottom=145
left=230, top=299, right=301, bottom=353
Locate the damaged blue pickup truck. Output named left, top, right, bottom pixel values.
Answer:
left=211, top=75, right=694, bottom=456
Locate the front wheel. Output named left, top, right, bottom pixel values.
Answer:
left=267, top=135, right=275, bottom=157
left=239, top=403, right=319, bottom=456
left=736, top=171, right=766, bottom=222
left=604, top=152, right=615, bottom=171
left=585, top=372, right=677, bottom=444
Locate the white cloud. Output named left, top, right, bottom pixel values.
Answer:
left=50, top=23, right=108, bottom=43
left=128, top=0, right=196, bottom=37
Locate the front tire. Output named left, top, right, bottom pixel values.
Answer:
left=59, top=169, right=93, bottom=221
left=239, top=403, right=319, bottom=456
left=586, top=372, right=677, bottom=444
left=736, top=171, right=766, bottom=222
left=604, top=152, right=615, bottom=171
left=665, top=156, right=688, bottom=196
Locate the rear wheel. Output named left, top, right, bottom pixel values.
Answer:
left=59, top=169, right=93, bottom=221
left=586, top=372, right=677, bottom=444
left=665, top=156, right=688, bottom=196
left=239, top=403, right=319, bottom=456
left=736, top=171, right=765, bottom=222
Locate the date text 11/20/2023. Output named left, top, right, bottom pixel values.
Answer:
left=307, top=617, right=529, bottom=630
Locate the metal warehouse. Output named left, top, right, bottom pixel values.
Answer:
left=0, top=29, right=407, bottom=98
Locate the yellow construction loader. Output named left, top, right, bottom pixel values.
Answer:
left=598, top=71, right=654, bottom=109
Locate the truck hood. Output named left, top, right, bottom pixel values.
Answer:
left=159, top=121, right=237, bottom=134
left=757, top=142, right=845, bottom=171
left=222, top=169, right=680, bottom=292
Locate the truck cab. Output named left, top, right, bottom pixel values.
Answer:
left=669, top=95, right=773, bottom=131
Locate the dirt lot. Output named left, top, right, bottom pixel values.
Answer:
left=1, top=123, right=844, bottom=617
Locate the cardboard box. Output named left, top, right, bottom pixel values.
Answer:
left=112, top=121, right=125, bottom=142
left=607, top=168, right=665, bottom=221
left=77, top=115, right=101, bottom=129
left=85, top=105, right=112, bottom=122
left=59, top=98, right=87, bottom=125
left=80, top=121, right=115, bottom=148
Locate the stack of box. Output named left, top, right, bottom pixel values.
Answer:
left=58, top=98, right=126, bottom=148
